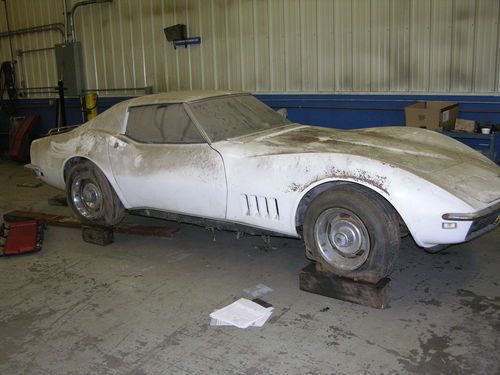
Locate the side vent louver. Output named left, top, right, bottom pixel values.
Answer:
left=240, top=194, right=280, bottom=220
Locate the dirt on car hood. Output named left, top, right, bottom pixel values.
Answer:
left=228, top=124, right=500, bottom=206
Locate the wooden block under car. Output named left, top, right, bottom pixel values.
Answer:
left=299, top=263, right=391, bottom=309
left=81, top=225, right=114, bottom=246
left=48, top=194, right=68, bottom=206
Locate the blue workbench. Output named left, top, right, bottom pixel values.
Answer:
left=442, top=131, right=500, bottom=165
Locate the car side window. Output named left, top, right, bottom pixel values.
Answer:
left=126, top=104, right=205, bottom=144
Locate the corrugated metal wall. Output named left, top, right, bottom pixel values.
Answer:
left=1, top=0, right=500, bottom=96
left=0, top=0, right=64, bottom=96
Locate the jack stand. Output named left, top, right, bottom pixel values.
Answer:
left=299, top=263, right=391, bottom=309
left=206, top=227, right=216, bottom=242
left=259, top=235, right=276, bottom=252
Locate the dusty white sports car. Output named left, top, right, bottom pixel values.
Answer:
left=29, top=91, right=500, bottom=282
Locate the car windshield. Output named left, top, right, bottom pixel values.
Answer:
left=188, top=95, right=291, bottom=142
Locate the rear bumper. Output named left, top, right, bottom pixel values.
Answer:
left=24, top=163, right=43, bottom=177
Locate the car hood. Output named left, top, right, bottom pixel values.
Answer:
left=221, top=124, right=500, bottom=206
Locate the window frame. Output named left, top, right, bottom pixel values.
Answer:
left=124, top=102, right=209, bottom=145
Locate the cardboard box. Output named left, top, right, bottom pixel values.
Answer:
left=405, top=101, right=459, bottom=131
left=454, top=118, right=476, bottom=133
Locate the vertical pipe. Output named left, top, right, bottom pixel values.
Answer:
left=63, top=0, right=68, bottom=42
left=58, top=80, right=66, bottom=127
left=3, top=0, right=15, bottom=61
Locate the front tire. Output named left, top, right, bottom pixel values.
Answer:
left=303, top=184, right=400, bottom=283
left=66, top=160, right=125, bottom=227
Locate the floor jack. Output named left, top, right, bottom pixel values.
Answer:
left=0, top=220, right=44, bottom=256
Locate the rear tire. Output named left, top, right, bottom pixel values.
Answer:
left=66, top=160, right=125, bottom=227
left=303, top=184, right=400, bottom=283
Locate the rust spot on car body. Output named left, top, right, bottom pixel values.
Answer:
left=287, top=168, right=389, bottom=195
left=329, top=167, right=389, bottom=195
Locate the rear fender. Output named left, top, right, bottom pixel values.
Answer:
left=62, top=155, right=130, bottom=208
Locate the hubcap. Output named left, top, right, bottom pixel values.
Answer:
left=71, top=176, right=103, bottom=219
left=314, top=208, right=370, bottom=271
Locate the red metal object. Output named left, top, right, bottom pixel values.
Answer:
left=0, top=220, right=43, bottom=256
left=9, top=115, right=39, bottom=162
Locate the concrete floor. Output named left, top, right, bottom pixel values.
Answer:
left=0, top=159, right=498, bottom=375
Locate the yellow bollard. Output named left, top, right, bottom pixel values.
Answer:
left=84, top=92, right=98, bottom=121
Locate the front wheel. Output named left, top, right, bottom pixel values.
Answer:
left=303, top=184, right=400, bottom=283
left=66, top=160, right=125, bottom=227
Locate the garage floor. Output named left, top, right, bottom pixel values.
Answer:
left=0, top=160, right=498, bottom=375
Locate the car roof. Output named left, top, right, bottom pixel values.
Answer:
left=127, top=90, right=247, bottom=107
left=88, top=90, right=248, bottom=134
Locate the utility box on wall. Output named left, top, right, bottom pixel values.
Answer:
left=55, top=42, right=85, bottom=97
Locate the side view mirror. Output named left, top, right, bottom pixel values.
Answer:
left=276, top=108, right=288, bottom=119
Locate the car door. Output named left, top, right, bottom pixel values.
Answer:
left=107, top=103, right=227, bottom=220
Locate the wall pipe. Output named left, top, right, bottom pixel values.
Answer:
left=83, top=87, right=153, bottom=94
left=19, top=86, right=60, bottom=90
left=17, top=47, right=56, bottom=56
left=2, top=0, right=15, bottom=61
left=0, top=23, right=65, bottom=39
left=69, top=0, right=113, bottom=42
left=264, top=98, right=500, bottom=105
left=63, top=0, right=68, bottom=42
left=268, top=105, right=500, bottom=114
left=19, top=92, right=57, bottom=95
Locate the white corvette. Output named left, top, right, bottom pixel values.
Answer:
left=29, top=91, right=500, bottom=282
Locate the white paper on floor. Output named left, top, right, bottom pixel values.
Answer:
left=210, top=298, right=274, bottom=328
left=243, top=283, right=273, bottom=298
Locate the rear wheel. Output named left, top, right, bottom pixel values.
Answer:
left=66, top=160, right=125, bottom=227
left=303, top=184, right=400, bottom=283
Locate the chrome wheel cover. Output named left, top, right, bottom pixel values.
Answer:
left=314, top=208, right=370, bottom=271
left=71, top=176, right=103, bottom=219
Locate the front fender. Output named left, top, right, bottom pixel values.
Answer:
left=291, top=154, right=474, bottom=248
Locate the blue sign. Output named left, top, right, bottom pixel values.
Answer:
left=173, top=37, right=202, bottom=49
